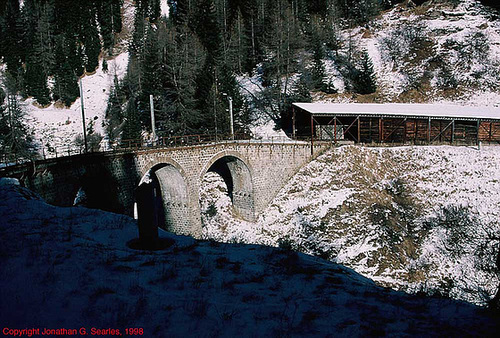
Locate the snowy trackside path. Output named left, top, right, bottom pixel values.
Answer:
left=0, top=178, right=498, bottom=336
left=202, top=145, right=500, bottom=306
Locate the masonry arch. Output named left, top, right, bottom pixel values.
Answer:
left=200, top=152, right=255, bottom=221
left=136, top=159, right=190, bottom=233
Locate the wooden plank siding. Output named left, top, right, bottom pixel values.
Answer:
left=343, top=118, right=499, bottom=145
left=479, top=122, right=500, bottom=144
left=290, top=110, right=500, bottom=145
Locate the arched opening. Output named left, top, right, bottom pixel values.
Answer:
left=136, top=163, right=189, bottom=233
left=200, top=155, right=255, bottom=228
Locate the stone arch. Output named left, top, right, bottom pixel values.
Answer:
left=136, top=158, right=190, bottom=233
left=200, top=151, right=255, bottom=221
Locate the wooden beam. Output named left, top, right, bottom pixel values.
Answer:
left=382, top=118, right=407, bottom=142
left=343, top=117, right=360, bottom=142
left=427, top=117, right=431, bottom=144
left=369, top=118, right=373, bottom=143
left=357, top=116, right=361, bottom=143
left=451, top=119, right=455, bottom=144
left=334, top=116, right=337, bottom=144
left=477, top=119, right=480, bottom=147
left=439, top=120, right=442, bottom=143
left=379, top=118, right=383, bottom=143
left=403, top=119, right=407, bottom=144
left=432, top=120, right=453, bottom=143
left=310, top=115, right=314, bottom=155
left=414, top=119, right=418, bottom=144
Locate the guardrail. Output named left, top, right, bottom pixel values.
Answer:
left=0, top=133, right=312, bottom=168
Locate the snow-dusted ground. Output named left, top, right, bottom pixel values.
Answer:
left=310, top=0, right=500, bottom=106
left=23, top=53, right=129, bottom=155
left=202, top=145, right=500, bottom=306
left=0, top=177, right=498, bottom=336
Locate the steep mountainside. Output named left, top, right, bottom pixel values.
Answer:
left=3, top=0, right=500, bottom=155
left=201, top=145, right=500, bottom=306
left=1, top=178, right=498, bottom=336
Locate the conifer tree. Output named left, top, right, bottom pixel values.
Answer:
left=193, top=0, right=224, bottom=133
left=0, top=94, right=37, bottom=160
left=81, top=5, right=101, bottom=73
left=141, top=23, right=162, bottom=98
left=53, top=35, right=80, bottom=106
left=122, top=98, right=142, bottom=142
left=354, top=51, right=377, bottom=94
left=3, top=0, right=25, bottom=92
left=22, top=0, right=53, bottom=105
left=24, top=56, right=51, bottom=106
left=310, top=29, right=326, bottom=91
left=105, top=76, right=124, bottom=143
left=158, top=12, right=203, bottom=136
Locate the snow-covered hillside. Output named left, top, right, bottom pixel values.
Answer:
left=23, top=53, right=129, bottom=154
left=342, top=0, right=500, bottom=105
left=0, top=177, right=498, bottom=336
left=201, top=145, right=500, bottom=306
left=3, top=0, right=500, bottom=156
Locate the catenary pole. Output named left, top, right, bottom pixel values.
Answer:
left=150, top=95, right=156, bottom=145
left=79, top=77, right=88, bottom=153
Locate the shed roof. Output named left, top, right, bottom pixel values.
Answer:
left=292, top=103, right=500, bottom=121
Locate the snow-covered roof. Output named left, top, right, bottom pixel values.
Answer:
left=293, top=103, right=500, bottom=121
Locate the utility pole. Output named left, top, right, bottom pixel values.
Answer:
left=223, top=93, right=234, bottom=139
left=79, top=77, right=88, bottom=153
left=150, top=94, right=156, bottom=145
left=228, top=96, right=234, bottom=139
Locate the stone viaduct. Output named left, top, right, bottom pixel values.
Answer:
left=1, top=141, right=327, bottom=237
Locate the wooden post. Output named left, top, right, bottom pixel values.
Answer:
left=378, top=118, right=383, bottom=143
left=414, top=119, right=418, bottom=144
left=357, top=116, right=361, bottom=143
left=439, top=120, right=442, bottom=143
left=292, top=107, right=296, bottom=139
left=403, top=119, right=407, bottom=144
left=489, top=122, right=493, bottom=143
left=477, top=119, right=480, bottom=148
left=369, top=118, right=373, bottom=143
left=334, top=116, right=337, bottom=144
left=427, top=117, right=431, bottom=144
left=310, top=114, right=314, bottom=155
left=451, top=119, right=455, bottom=144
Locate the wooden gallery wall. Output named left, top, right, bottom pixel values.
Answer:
left=318, top=117, right=500, bottom=145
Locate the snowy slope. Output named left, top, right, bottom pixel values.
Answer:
left=202, top=145, right=500, bottom=306
left=23, top=53, right=129, bottom=155
left=359, top=0, right=500, bottom=105
left=0, top=177, right=498, bottom=336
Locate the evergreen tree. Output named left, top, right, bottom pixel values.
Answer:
left=141, top=23, right=162, bottom=98
left=3, top=0, right=25, bottom=92
left=53, top=35, right=80, bottom=106
left=122, top=98, right=142, bottom=142
left=22, top=0, right=54, bottom=105
left=24, top=56, right=51, bottom=106
left=80, top=4, right=101, bottom=73
left=158, top=14, right=203, bottom=136
left=310, top=28, right=326, bottom=91
left=354, top=51, right=377, bottom=94
left=96, top=0, right=122, bottom=55
left=102, top=59, right=109, bottom=73
left=193, top=0, right=224, bottom=133
left=105, top=76, right=125, bottom=143
left=0, top=94, right=37, bottom=160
